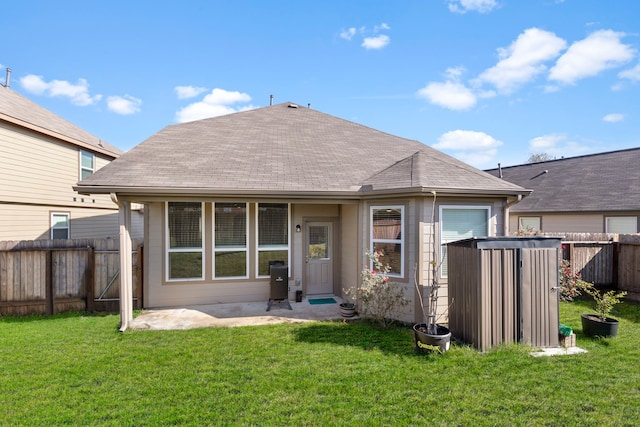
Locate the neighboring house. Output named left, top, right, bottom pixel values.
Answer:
left=485, top=148, right=640, bottom=234
left=0, top=84, right=143, bottom=241
left=75, top=102, right=529, bottom=329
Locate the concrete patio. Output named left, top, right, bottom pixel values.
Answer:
left=129, top=296, right=350, bottom=330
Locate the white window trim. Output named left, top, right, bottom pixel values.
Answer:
left=50, top=212, right=70, bottom=239
left=79, top=150, right=95, bottom=180
left=439, top=205, right=491, bottom=278
left=165, top=202, right=204, bottom=282
left=518, top=216, right=541, bottom=231
left=605, top=216, right=638, bottom=233
left=370, top=205, right=405, bottom=278
left=212, top=202, right=250, bottom=280
left=255, top=203, right=291, bottom=278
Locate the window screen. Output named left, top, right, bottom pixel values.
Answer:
left=440, top=207, right=489, bottom=277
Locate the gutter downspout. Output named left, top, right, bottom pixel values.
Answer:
left=503, top=195, right=522, bottom=236
left=111, top=193, right=133, bottom=332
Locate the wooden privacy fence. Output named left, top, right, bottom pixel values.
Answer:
left=0, top=238, right=143, bottom=316
left=543, top=232, right=640, bottom=299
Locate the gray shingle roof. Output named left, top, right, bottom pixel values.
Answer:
left=77, top=102, right=527, bottom=197
left=0, top=85, right=121, bottom=157
left=485, top=148, right=640, bottom=212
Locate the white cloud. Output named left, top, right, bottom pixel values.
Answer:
left=619, top=63, right=640, bottom=82
left=448, top=0, right=498, bottom=14
left=549, top=30, right=636, bottom=85
left=106, top=95, right=142, bottom=115
left=603, top=113, right=624, bottom=122
left=374, top=23, right=390, bottom=32
left=475, top=28, right=566, bottom=94
left=20, top=74, right=102, bottom=106
left=340, top=27, right=356, bottom=41
left=433, top=130, right=502, bottom=168
left=175, top=88, right=254, bottom=123
left=175, top=85, right=208, bottom=99
left=362, top=34, right=390, bottom=50
left=416, top=81, right=476, bottom=110
left=528, top=134, right=590, bottom=158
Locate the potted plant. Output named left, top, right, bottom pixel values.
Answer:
left=581, top=283, right=627, bottom=338
left=339, top=299, right=357, bottom=318
left=413, top=191, right=452, bottom=353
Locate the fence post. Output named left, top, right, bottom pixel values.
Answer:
left=45, top=250, right=54, bottom=315
left=86, top=246, right=95, bottom=312
left=612, top=242, right=619, bottom=289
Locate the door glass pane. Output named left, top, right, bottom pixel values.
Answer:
left=309, top=226, right=328, bottom=259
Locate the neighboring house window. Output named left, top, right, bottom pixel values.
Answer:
left=51, top=213, right=70, bottom=239
left=80, top=150, right=95, bottom=180
left=166, top=202, right=203, bottom=280
left=213, top=202, right=248, bottom=278
left=370, top=206, right=404, bottom=277
left=518, top=217, right=541, bottom=233
left=257, top=203, right=290, bottom=277
left=605, top=216, right=637, bottom=233
left=440, top=206, right=490, bottom=278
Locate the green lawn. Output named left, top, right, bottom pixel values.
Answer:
left=1, top=299, right=639, bottom=426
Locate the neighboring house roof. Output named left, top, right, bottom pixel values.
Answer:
left=76, top=102, right=528, bottom=198
left=485, top=147, right=640, bottom=213
left=0, top=85, right=121, bottom=157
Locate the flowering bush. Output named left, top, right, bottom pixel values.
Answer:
left=514, top=227, right=541, bottom=236
left=345, top=250, right=409, bottom=328
left=559, top=260, right=590, bottom=302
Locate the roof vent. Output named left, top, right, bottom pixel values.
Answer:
left=288, top=103, right=298, bottom=109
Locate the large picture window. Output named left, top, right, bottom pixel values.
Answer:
left=213, top=202, right=248, bottom=278
left=257, top=203, right=289, bottom=277
left=371, top=206, right=404, bottom=277
left=167, top=202, right=203, bottom=280
left=440, top=206, right=490, bottom=278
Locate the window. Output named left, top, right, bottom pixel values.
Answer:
left=440, top=206, right=490, bottom=277
left=80, top=150, right=95, bottom=180
left=257, top=203, right=289, bottom=277
left=605, top=216, right=637, bottom=233
left=370, top=206, right=404, bottom=276
left=213, top=202, right=248, bottom=278
left=51, top=213, right=69, bottom=239
left=166, top=202, right=203, bottom=280
left=518, top=217, right=541, bottom=233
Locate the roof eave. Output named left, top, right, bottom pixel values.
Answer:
left=0, top=113, right=121, bottom=158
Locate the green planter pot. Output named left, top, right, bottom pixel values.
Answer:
left=413, top=323, right=452, bottom=353
left=581, top=313, right=620, bottom=338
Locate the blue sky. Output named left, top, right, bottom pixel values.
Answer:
left=2, top=0, right=639, bottom=168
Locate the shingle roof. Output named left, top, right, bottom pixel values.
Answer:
left=0, top=85, right=121, bottom=157
left=485, top=148, right=640, bottom=212
left=77, top=102, right=527, bottom=197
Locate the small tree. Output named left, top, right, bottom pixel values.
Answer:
left=558, top=260, right=590, bottom=302
left=348, top=250, right=409, bottom=328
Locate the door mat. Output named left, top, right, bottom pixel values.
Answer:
left=308, top=298, right=337, bottom=305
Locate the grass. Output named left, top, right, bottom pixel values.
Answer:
left=1, top=299, right=639, bottom=426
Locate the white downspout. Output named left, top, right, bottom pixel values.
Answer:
left=503, top=195, right=522, bottom=236
left=111, top=193, right=133, bottom=332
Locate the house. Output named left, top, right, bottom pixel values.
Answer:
left=0, top=83, right=143, bottom=241
left=74, top=102, right=529, bottom=330
left=485, top=148, right=640, bottom=234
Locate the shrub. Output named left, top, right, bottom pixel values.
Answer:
left=558, top=260, right=590, bottom=302
left=346, top=250, right=409, bottom=328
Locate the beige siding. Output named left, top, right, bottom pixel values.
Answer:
left=0, top=121, right=125, bottom=241
left=512, top=213, right=603, bottom=233
left=0, top=203, right=143, bottom=240
left=0, top=123, right=116, bottom=209
left=340, top=204, right=359, bottom=294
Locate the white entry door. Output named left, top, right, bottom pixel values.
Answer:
left=305, top=222, right=333, bottom=295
